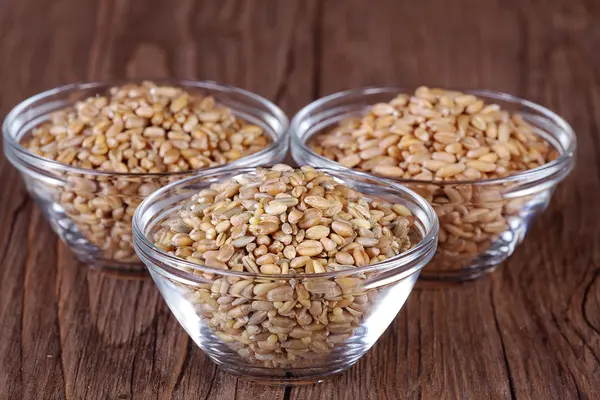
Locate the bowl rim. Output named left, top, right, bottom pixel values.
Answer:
left=132, top=166, right=439, bottom=281
left=290, top=86, right=577, bottom=186
left=2, top=79, right=290, bottom=178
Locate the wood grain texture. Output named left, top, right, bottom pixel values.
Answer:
left=0, top=0, right=598, bottom=399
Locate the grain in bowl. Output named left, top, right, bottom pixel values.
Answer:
left=291, top=87, right=575, bottom=281
left=133, top=165, right=438, bottom=384
left=3, top=80, right=288, bottom=269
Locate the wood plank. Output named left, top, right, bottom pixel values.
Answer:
left=489, top=0, right=600, bottom=397
left=21, top=209, right=65, bottom=400
left=0, top=166, right=31, bottom=399
left=289, top=0, right=600, bottom=399
left=0, top=0, right=315, bottom=399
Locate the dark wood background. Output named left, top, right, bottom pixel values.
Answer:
left=1, top=0, right=599, bottom=399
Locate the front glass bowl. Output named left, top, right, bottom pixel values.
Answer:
left=132, top=167, right=438, bottom=385
left=2, top=80, right=289, bottom=271
left=290, top=87, right=576, bottom=282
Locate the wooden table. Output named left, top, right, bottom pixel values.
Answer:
left=1, top=1, right=598, bottom=399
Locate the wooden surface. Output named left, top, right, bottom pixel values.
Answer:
left=0, top=0, right=599, bottom=399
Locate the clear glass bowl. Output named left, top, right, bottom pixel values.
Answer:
left=132, top=167, right=438, bottom=385
left=2, top=80, right=289, bottom=271
left=290, top=87, right=576, bottom=282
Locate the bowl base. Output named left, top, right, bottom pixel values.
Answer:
left=74, top=253, right=148, bottom=279
left=416, top=264, right=500, bottom=288
left=219, top=364, right=350, bottom=386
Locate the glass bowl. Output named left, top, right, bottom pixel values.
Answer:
left=2, top=80, right=289, bottom=271
left=290, top=87, right=576, bottom=282
left=132, top=167, right=438, bottom=385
